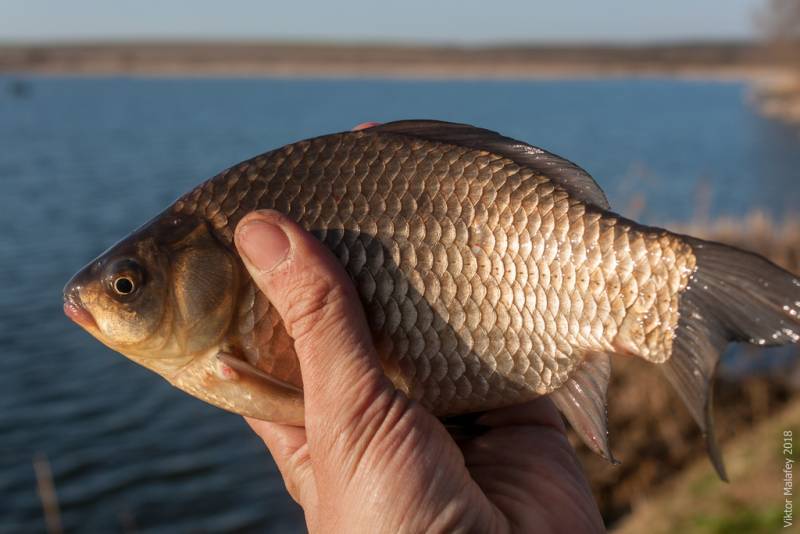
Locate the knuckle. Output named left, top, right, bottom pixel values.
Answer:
left=283, top=447, right=311, bottom=503
left=331, top=391, right=426, bottom=480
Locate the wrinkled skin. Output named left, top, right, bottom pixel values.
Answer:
left=236, top=210, right=604, bottom=533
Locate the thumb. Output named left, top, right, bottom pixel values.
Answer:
left=233, top=210, right=394, bottom=433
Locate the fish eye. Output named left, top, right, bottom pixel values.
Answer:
left=104, top=259, right=145, bottom=300
left=113, top=276, right=135, bottom=295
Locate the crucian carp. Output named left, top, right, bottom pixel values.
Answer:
left=64, top=120, right=800, bottom=480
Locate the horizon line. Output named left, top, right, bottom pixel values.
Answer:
left=0, top=36, right=763, bottom=49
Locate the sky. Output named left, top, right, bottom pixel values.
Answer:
left=0, top=0, right=767, bottom=44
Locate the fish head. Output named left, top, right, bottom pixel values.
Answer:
left=63, top=211, right=240, bottom=379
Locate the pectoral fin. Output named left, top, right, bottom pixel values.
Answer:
left=551, top=352, right=619, bottom=464
left=217, top=352, right=303, bottom=395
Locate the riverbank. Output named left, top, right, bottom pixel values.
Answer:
left=6, top=41, right=800, bottom=124
left=754, top=75, right=800, bottom=125
left=0, top=41, right=791, bottom=80
left=614, top=394, right=800, bottom=533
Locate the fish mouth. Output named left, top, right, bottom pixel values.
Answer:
left=63, top=280, right=97, bottom=330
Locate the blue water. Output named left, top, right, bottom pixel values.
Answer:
left=1, top=77, right=798, bottom=532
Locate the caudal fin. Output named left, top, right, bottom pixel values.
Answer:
left=662, top=237, right=800, bottom=480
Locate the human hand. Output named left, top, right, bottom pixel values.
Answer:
left=234, top=210, right=605, bottom=533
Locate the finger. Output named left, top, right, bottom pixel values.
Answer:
left=245, top=418, right=317, bottom=506
left=462, top=399, right=602, bottom=532
left=463, top=401, right=581, bottom=495
left=466, top=398, right=582, bottom=495
left=476, top=396, right=566, bottom=432
left=234, top=210, right=392, bottom=431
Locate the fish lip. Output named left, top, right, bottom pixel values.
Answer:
left=62, top=281, right=97, bottom=329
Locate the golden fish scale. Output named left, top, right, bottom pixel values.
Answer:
left=174, top=131, right=696, bottom=415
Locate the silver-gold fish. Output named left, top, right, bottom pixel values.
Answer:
left=64, top=120, right=800, bottom=478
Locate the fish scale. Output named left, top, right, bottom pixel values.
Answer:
left=173, top=129, right=691, bottom=413
left=65, top=120, right=800, bottom=478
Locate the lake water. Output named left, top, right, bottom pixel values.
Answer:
left=1, top=77, right=799, bottom=532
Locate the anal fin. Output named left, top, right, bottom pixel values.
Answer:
left=550, top=352, right=619, bottom=464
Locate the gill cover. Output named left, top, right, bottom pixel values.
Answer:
left=167, top=221, right=239, bottom=355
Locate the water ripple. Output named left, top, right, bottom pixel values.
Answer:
left=2, top=75, right=799, bottom=532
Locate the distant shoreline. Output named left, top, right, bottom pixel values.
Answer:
left=0, top=41, right=794, bottom=81
left=5, top=42, right=799, bottom=124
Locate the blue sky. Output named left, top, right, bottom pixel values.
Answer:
left=1, top=0, right=766, bottom=44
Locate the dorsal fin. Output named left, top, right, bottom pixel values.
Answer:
left=370, top=120, right=610, bottom=210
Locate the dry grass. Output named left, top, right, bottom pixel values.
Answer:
left=0, top=42, right=790, bottom=79
left=613, top=395, right=800, bottom=533
left=675, top=212, right=800, bottom=273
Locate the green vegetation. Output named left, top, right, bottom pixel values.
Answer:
left=688, top=505, right=785, bottom=534
left=613, top=398, right=800, bottom=533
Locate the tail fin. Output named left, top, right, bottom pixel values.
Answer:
left=662, top=237, right=800, bottom=481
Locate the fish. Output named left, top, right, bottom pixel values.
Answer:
left=63, top=120, right=800, bottom=479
